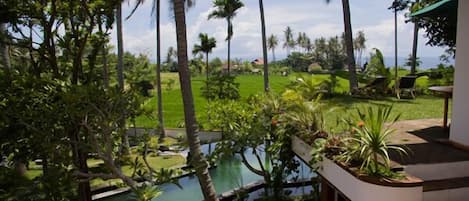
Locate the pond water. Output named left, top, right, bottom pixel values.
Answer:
left=99, top=143, right=314, bottom=201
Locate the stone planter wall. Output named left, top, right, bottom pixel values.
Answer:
left=291, top=135, right=424, bottom=201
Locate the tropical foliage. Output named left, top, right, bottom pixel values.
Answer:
left=208, top=0, right=244, bottom=75
left=200, top=72, right=240, bottom=100
left=207, top=94, right=302, bottom=198
left=311, top=105, right=407, bottom=178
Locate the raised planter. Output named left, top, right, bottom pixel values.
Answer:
left=291, top=135, right=424, bottom=201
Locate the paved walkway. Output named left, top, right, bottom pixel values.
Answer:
left=387, top=119, right=469, bottom=191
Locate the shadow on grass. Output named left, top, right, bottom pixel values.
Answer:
left=324, top=94, right=417, bottom=108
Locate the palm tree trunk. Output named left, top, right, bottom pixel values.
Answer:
left=172, top=1, right=219, bottom=200
left=410, top=0, right=419, bottom=75
left=341, top=0, right=358, bottom=93
left=98, top=15, right=109, bottom=89
left=117, top=4, right=125, bottom=91
left=156, top=0, right=166, bottom=141
left=206, top=52, right=210, bottom=97
left=272, top=48, right=276, bottom=62
left=394, top=8, right=398, bottom=92
left=410, top=24, right=418, bottom=75
left=259, top=0, right=269, bottom=92
left=227, top=38, right=231, bottom=74
left=0, top=23, right=11, bottom=79
left=103, top=44, right=109, bottom=89
left=116, top=3, right=130, bottom=154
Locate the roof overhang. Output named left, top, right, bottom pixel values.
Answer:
left=410, top=0, right=458, bottom=18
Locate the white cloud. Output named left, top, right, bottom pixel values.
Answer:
left=110, top=0, right=448, bottom=63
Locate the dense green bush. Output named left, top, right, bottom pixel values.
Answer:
left=200, top=72, right=240, bottom=100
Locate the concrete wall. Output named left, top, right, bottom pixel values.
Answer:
left=424, top=187, right=469, bottom=201
left=405, top=161, right=469, bottom=181
left=319, top=158, right=423, bottom=201
left=450, top=0, right=469, bottom=146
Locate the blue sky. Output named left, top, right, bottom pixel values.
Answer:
left=112, top=0, right=449, bottom=65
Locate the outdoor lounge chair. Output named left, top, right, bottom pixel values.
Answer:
left=396, top=76, right=417, bottom=99
left=357, top=76, right=388, bottom=97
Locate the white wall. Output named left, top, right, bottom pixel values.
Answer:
left=450, top=0, right=469, bottom=146
left=405, top=161, right=469, bottom=181
left=424, top=187, right=469, bottom=201
left=319, top=158, right=423, bottom=201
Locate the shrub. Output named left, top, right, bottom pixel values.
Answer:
left=200, top=72, right=240, bottom=100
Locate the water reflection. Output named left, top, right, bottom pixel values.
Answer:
left=100, top=143, right=313, bottom=201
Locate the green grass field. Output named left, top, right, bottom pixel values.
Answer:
left=137, top=73, right=450, bottom=129
left=25, top=137, right=185, bottom=188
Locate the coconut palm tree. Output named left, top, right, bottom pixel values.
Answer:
left=305, top=37, right=313, bottom=53
left=192, top=33, right=217, bottom=91
left=410, top=0, right=419, bottom=75
left=128, top=0, right=166, bottom=140
left=389, top=0, right=409, bottom=91
left=154, top=0, right=166, bottom=141
left=267, top=34, right=278, bottom=62
left=208, top=0, right=244, bottom=75
left=283, top=26, right=295, bottom=56
left=172, top=0, right=219, bottom=200
left=258, top=0, right=269, bottom=92
left=354, top=30, right=366, bottom=67
left=324, top=0, right=358, bottom=93
left=115, top=1, right=131, bottom=155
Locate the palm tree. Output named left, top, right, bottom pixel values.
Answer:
left=127, top=0, right=167, bottom=140
left=283, top=26, right=294, bottom=56
left=154, top=0, right=166, bottom=141
left=115, top=1, right=131, bottom=155
left=305, top=37, right=313, bottom=53
left=325, top=0, right=358, bottom=93
left=166, top=46, right=178, bottom=71
left=267, top=34, right=278, bottom=62
left=389, top=0, right=409, bottom=91
left=208, top=0, right=244, bottom=75
left=192, top=33, right=217, bottom=92
left=172, top=0, right=219, bottom=200
left=410, top=0, right=419, bottom=75
left=354, top=31, right=366, bottom=67
left=258, top=0, right=269, bottom=92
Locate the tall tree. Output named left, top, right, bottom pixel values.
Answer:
left=115, top=1, right=130, bottom=155
left=267, top=34, right=278, bottom=62
left=130, top=0, right=166, bottom=142
left=208, top=0, right=244, bottom=75
left=305, top=37, right=313, bottom=53
left=154, top=0, right=166, bottom=141
left=341, top=0, right=358, bottom=93
left=172, top=0, right=219, bottom=200
left=354, top=30, right=366, bottom=67
left=193, top=33, right=217, bottom=96
left=283, top=26, right=294, bottom=56
left=166, top=46, right=178, bottom=72
left=325, top=0, right=358, bottom=93
left=0, top=23, right=10, bottom=79
left=410, top=0, right=419, bottom=75
left=258, top=0, right=269, bottom=92
left=389, top=0, right=409, bottom=91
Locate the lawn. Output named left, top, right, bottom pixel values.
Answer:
left=25, top=136, right=186, bottom=188
left=137, top=73, right=450, bottom=129
left=136, top=73, right=292, bottom=128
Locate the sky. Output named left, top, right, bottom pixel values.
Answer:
left=111, top=0, right=451, bottom=66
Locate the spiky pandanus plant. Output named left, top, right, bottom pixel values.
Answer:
left=344, top=106, right=406, bottom=176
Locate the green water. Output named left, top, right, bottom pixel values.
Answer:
left=100, top=144, right=313, bottom=201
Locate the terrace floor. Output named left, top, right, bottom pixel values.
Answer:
left=388, top=119, right=469, bottom=192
